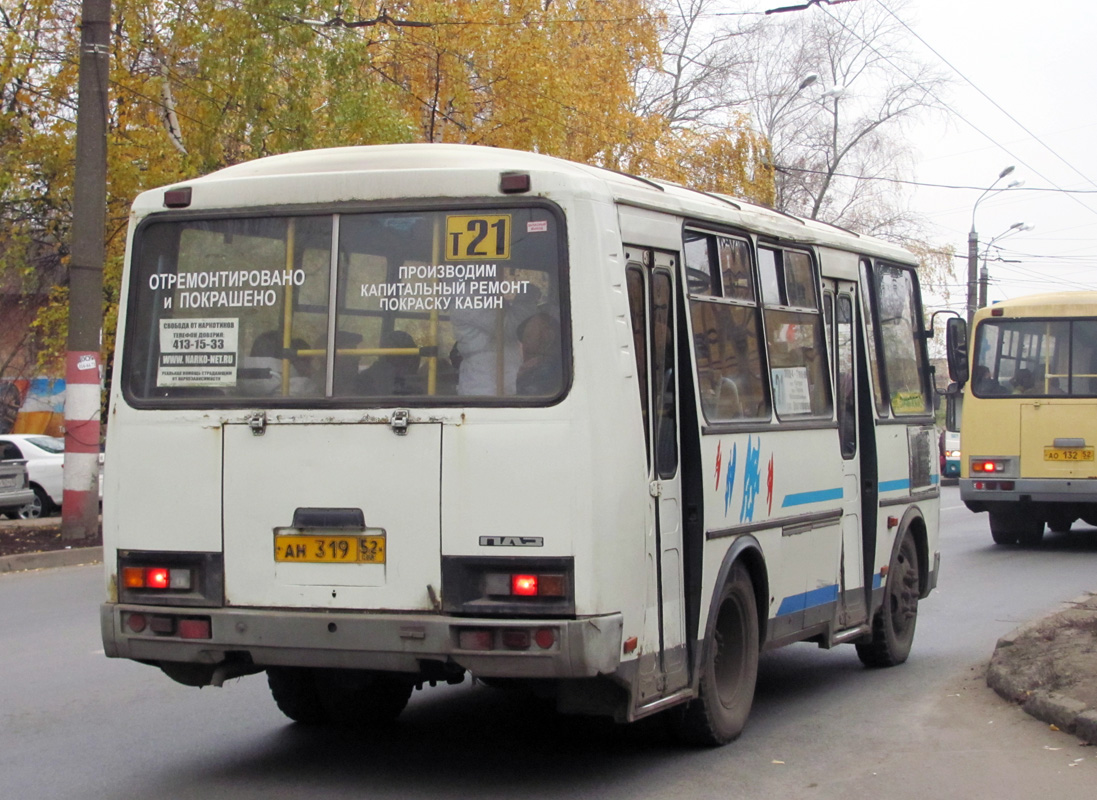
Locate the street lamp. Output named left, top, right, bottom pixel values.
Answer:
left=979, top=222, right=1034, bottom=308
left=967, top=165, right=1019, bottom=329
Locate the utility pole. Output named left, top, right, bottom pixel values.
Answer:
left=63, top=0, right=110, bottom=541
left=966, top=228, right=978, bottom=331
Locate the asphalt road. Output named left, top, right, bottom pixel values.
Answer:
left=2, top=486, right=1095, bottom=799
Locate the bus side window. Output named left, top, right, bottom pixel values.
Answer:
left=685, top=230, right=769, bottom=423
left=759, top=246, right=831, bottom=420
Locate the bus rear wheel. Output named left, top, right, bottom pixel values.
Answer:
left=267, top=667, right=414, bottom=727
left=856, top=531, right=919, bottom=668
left=670, top=563, right=759, bottom=746
left=989, top=510, right=1044, bottom=546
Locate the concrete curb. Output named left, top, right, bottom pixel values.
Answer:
left=986, top=592, right=1097, bottom=745
left=0, top=547, right=102, bottom=574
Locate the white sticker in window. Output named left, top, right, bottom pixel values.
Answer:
left=772, top=367, right=812, bottom=415
left=156, top=318, right=240, bottom=387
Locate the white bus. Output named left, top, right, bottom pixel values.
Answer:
left=101, top=144, right=947, bottom=745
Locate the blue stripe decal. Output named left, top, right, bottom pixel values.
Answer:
left=878, top=478, right=910, bottom=493
left=776, top=584, right=840, bottom=617
left=781, top=487, right=843, bottom=507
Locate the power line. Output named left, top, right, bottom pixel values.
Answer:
left=867, top=0, right=1097, bottom=224
left=873, top=0, right=1097, bottom=193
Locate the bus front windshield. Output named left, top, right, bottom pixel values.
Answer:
left=973, top=317, right=1097, bottom=397
left=122, top=207, right=567, bottom=406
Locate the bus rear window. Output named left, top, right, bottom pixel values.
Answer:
left=122, top=208, right=566, bottom=405
left=974, top=318, right=1097, bottom=397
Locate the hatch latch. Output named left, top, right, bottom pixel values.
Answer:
left=248, top=411, right=267, bottom=436
left=390, top=409, right=410, bottom=435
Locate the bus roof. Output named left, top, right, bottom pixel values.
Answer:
left=975, top=291, right=1097, bottom=320
left=136, top=143, right=915, bottom=264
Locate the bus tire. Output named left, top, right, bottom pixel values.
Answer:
left=313, top=669, right=414, bottom=728
left=267, top=667, right=327, bottom=724
left=1047, top=514, right=1075, bottom=534
left=856, top=530, right=919, bottom=668
left=671, top=563, right=759, bottom=746
left=1018, top=522, right=1046, bottom=547
left=988, top=512, right=1020, bottom=545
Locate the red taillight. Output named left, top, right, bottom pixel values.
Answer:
left=147, top=568, right=170, bottom=589
left=508, top=573, right=565, bottom=597
left=458, top=629, right=494, bottom=651
left=512, top=574, right=538, bottom=596
left=972, top=460, right=1001, bottom=473
left=534, top=628, right=556, bottom=649
left=125, top=613, right=147, bottom=633
left=501, top=630, right=531, bottom=650
left=121, top=566, right=192, bottom=590
left=178, top=619, right=211, bottom=640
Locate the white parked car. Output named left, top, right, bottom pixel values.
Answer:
left=0, top=434, right=64, bottom=519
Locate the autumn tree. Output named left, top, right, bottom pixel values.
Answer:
left=2, top=0, right=775, bottom=376
left=729, top=1, right=948, bottom=236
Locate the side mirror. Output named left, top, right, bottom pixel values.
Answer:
left=945, top=317, right=968, bottom=384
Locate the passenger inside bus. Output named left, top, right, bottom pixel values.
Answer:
left=972, top=365, right=1008, bottom=395
left=1010, top=368, right=1035, bottom=394
left=451, top=279, right=540, bottom=396
left=239, top=331, right=317, bottom=396
left=516, top=311, right=562, bottom=395
left=355, top=330, right=423, bottom=396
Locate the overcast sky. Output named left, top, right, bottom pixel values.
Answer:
left=737, top=0, right=1097, bottom=313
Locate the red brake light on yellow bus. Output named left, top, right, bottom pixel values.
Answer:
left=972, top=460, right=1001, bottom=473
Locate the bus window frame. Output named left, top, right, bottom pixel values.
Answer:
left=972, top=315, right=1096, bottom=398
left=756, top=241, right=833, bottom=423
left=681, top=224, right=772, bottom=428
left=119, top=199, right=573, bottom=411
left=859, top=258, right=934, bottom=423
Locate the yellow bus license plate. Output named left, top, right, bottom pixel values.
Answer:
left=274, top=535, right=385, bottom=563
left=1044, top=447, right=1095, bottom=462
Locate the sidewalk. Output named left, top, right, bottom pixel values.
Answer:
left=0, top=515, right=102, bottom=573
left=986, top=592, right=1097, bottom=745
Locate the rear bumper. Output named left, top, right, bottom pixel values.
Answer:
left=960, top=477, right=1097, bottom=506
left=0, top=488, right=35, bottom=512
left=101, top=603, right=624, bottom=679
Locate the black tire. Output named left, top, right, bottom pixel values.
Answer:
left=1047, top=514, right=1074, bottom=534
left=16, top=485, right=51, bottom=520
left=268, top=667, right=414, bottom=727
left=857, top=531, right=919, bottom=668
left=988, top=511, right=1019, bottom=545
left=671, top=563, right=759, bottom=746
left=267, top=667, right=327, bottom=724
left=989, top=509, right=1044, bottom=546
left=313, top=669, right=414, bottom=728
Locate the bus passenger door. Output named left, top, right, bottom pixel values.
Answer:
left=626, top=248, right=689, bottom=702
left=832, top=285, right=869, bottom=628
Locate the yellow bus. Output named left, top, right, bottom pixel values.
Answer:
left=960, top=292, right=1097, bottom=544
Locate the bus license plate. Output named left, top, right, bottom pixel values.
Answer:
left=1044, top=447, right=1095, bottom=462
left=274, top=534, right=386, bottom=564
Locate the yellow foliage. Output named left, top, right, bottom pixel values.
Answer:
left=1, top=0, right=772, bottom=380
